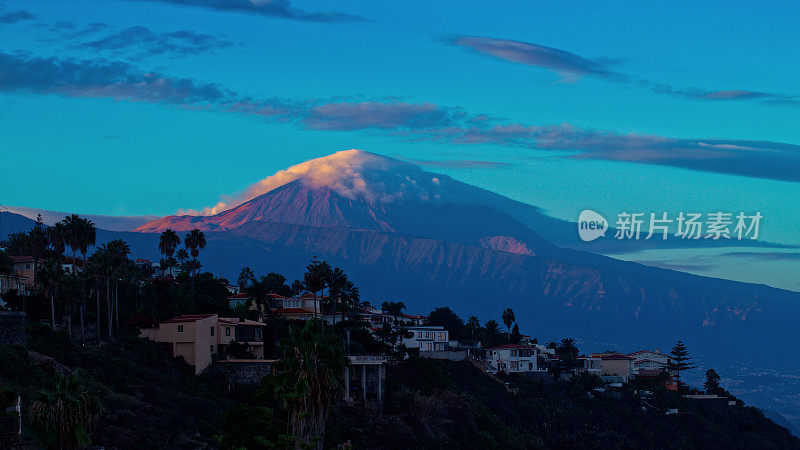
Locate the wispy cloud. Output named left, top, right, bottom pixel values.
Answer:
left=2, top=51, right=800, bottom=183
left=0, top=9, right=35, bottom=24
left=448, top=35, right=800, bottom=106
left=123, top=0, right=364, bottom=23
left=0, top=51, right=230, bottom=104
left=72, top=26, right=235, bottom=59
left=447, top=35, right=624, bottom=82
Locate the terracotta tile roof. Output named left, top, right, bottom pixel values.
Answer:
left=163, top=314, right=216, bottom=323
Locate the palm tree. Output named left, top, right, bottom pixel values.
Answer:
left=184, top=229, right=206, bottom=291
left=326, top=267, right=350, bottom=324
left=37, top=258, right=63, bottom=331
left=29, top=373, right=101, bottom=450
left=303, top=257, right=330, bottom=322
left=48, top=222, right=67, bottom=264
left=175, top=248, right=189, bottom=271
left=158, top=229, right=180, bottom=277
left=106, top=239, right=130, bottom=338
left=501, top=308, right=515, bottom=343
left=62, top=214, right=83, bottom=273
left=273, top=321, right=348, bottom=449
left=28, top=216, right=49, bottom=289
left=88, top=250, right=110, bottom=342
left=466, top=316, right=480, bottom=341
left=556, top=338, right=579, bottom=368
left=77, top=218, right=96, bottom=344
left=238, top=266, right=255, bottom=292
left=483, top=319, right=501, bottom=347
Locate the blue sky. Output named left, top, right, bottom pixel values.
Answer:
left=1, top=0, right=799, bottom=289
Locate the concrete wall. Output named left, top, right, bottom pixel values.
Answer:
left=212, top=360, right=274, bottom=384
left=420, top=350, right=467, bottom=361
left=0, top=312, right=27, bottom=347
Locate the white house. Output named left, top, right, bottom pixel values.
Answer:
left=627, top=349, right=671, bottom=375
left=402, top=326, right=449, bottom=351
left=485, top=344, right=543, bottom=373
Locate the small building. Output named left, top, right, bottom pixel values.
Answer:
left=0, top=273, right=27, bottom=296
left=591, top=352, right=634, bottom=382
left=627, top=349, right=671, bottom=375
left=575, top=356, right=602, bottom=376
left=485, top=344, right=543, bottom=373
left=402, top=325, right=449, bottom=352
left=140, top=314, right=267, bottom=374
left=344, top=355, right=393, bottom=404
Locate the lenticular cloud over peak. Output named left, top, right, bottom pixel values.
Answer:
left=186, top=149, right=441, bottom=216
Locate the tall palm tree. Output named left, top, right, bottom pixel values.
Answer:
left=466, top=316, right=480, bottom=341
left=77, top=218, right=96, bottom=344
left=158, top=229, right=180, bottom=277
left=484, top=320, right=501, bottom=347
left=88, top=250, right=110, bottom=342
left=273, top=321, right=348, bottom=449
left=303, top=257, right=330, bottom=322
left=184, top=229, right=206, bottom=291
left=501, top=308, right=515, bottom=343
left=238, top=266, right=255, bottom=292
left=326, top=267, right=347, bottom=324
left=48, top=222, right=67, bottom=264
left=37, top=258, right=63, bottom=331
left=62, top=214, right=83, bottom=273
left=175, top=248, right=189, bottom=271
left=106, top=239, right=130, bottom=338
left=28, top=216, right=49, bottom=289
left=29, top=373, right=101, bottom=450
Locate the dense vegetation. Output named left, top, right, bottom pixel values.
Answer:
left=329, top=358, right=800, bottom=449
left=0, top=325, right=236, bottom=448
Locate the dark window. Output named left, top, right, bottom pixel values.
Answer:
left=210, top=327, right=214, bottom=336
left=178, top=325, right=184, bottom=332
left=225, top=327, right=231, bottom=336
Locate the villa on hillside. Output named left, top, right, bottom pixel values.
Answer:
left=401, top=325, right=449, bottom=351
left=139, top=314, right=267, bottom=374
left=227, top=292, right=323, bottom=320
left=485, top=344, right=545, bottom=373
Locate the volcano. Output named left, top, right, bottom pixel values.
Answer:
left=130, top=150, right=800, bottom=367
left=134, top=150, right=554, bottom=255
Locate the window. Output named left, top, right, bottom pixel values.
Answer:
left=25, top=263, right=31, bottom=270
left=225, top=327, right=231, bottom=336
left=417, top=332, right=423, bottom=338
left=510, top=350, right=517, bottom=357
left=210, top=345, right=214, bottom=354
left=210, top=327, right=215, bottom=336
left=177, top=325, right=184, bottom=332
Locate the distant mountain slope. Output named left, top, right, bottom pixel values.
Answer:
left=4, top=205, right=156, bottom=232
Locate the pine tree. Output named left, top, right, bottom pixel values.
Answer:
left=704, top=368, right=722, bottom=394
left=667, top=340, right=696, bottom=383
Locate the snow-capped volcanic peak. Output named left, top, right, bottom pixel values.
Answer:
left=197, top=149, right=446, bottom=216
